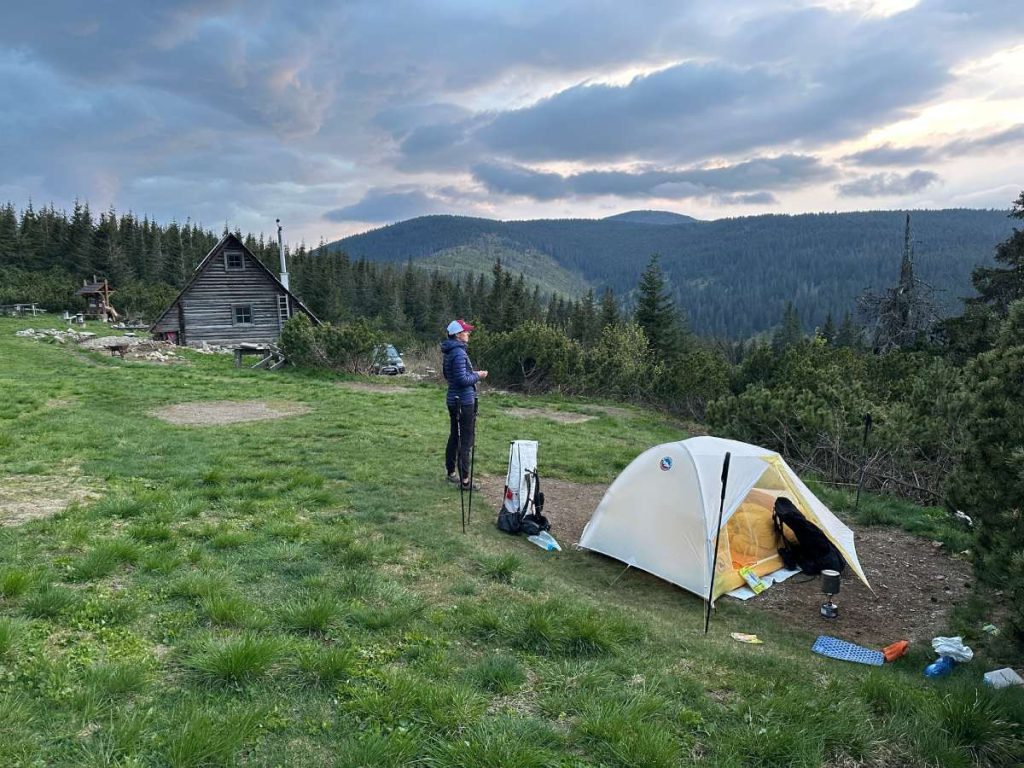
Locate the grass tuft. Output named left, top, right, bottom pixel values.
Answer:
left=80, top=662, right=150, bottom=703
left=20, top=584, right=77, bottom=618
left=468, top=654, right=527, bottom=694
left=294, top=643, right=357, bottom=687
left=161, top=700, right=266, bottom=768
left=69, top=539, right=141, bottom=582
left=0, top=617, right=28, bottom=658
left=279, top=595, right=340, bottom=634
left=185, top=635, right=284, bottom=688
left=427, top=716, right=562, bottom=767
left=200, top=593, right=262, bottom=628
left=0, top=568, right=34, bottom=598
left=478, top=553, right=522, bottom=583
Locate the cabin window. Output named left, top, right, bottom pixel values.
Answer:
left=225, top=250, right=245, bottom=270
left=233, top=304, right=253, bottom=325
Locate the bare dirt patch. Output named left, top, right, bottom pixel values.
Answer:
left=0, top=471, right=100, bottom=526
left=473, top=472, right=974, bottom=647
left=502, top=407, right=595, bottom=424
left=151, top=400, right=311, bottom=426
left=336, top=380, right=419, bottom=394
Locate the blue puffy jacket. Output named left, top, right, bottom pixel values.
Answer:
left=441, top=339, right=479, bottom=406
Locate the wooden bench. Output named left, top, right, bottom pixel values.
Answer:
left=233, top=344, right=286, bottom=370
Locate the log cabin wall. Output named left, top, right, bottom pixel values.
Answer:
left=151, top=234, right=316, bottom=346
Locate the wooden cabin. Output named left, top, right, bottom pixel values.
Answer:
left=150, top=234, right=318, bottom=347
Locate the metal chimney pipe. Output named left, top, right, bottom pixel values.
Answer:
left=276, top=218, right=289, bottom=290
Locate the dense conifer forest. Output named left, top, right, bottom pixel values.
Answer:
left=332, top=208, right=1015, bottom=337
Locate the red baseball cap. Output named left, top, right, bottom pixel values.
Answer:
left=446, top=319, right=475, bottom=334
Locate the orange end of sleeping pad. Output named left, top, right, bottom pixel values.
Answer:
left=882, top=640, right=909, bottom=662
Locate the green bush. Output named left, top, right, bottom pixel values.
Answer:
left=279, top=315, right=385, bottom=373
left=583, top=322, right=659, bottom=400
left=949, top=300, right=1024, bottom=644
left=473, top=320, right=584, bottom=393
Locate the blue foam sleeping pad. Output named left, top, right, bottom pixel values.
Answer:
left=812, top=635, right=884, bottom=666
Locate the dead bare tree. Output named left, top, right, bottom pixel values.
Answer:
left=858, top=214, right=941, bottom=353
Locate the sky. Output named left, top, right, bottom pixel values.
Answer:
left=1, top=0, right=1022, bottom=246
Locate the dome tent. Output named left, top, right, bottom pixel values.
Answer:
left=579, top=436, right=869, bottom=605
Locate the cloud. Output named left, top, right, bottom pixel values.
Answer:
left=835, top=170, right=940, bottom=197
left=0, top=1, right=1022, bottom=240
left=473, top=155, right=835, bottom=201
left=324, top=189, right=450, bottom=223
left=844, top=123, right=1024, bottom=166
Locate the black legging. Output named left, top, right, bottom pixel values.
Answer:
left=446, top=401, right=476, bottom=481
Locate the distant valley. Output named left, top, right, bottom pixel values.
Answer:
left=329, top=208, right=1015, bottom=338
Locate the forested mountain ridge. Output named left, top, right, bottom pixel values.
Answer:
left=331, top=208, right=1015, bottom=338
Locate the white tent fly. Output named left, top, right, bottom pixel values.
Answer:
left=579, top=436, right=869, bottom=604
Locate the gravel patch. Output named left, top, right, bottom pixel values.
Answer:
left=151, top=400, right=311, bottom=426
left=0, top=470, right=99, bottom=526
left=502, top=407, right=595, bottom=424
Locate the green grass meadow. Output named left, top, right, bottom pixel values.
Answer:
left=0, top=315, right=1021, bottom=767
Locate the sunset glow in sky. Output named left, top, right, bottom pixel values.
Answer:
left=1, top=0, right=1022, bottom=245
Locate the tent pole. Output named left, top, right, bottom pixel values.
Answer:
left=704, top=452, right=731, bottom=634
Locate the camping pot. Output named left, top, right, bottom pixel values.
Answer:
left=821, top=569, right=841, bottom=595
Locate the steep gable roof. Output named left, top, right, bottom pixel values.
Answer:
left=148, top=233, right=319, bottom=332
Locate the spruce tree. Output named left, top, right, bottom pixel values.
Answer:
left=820, top=312, right=836, bottom=344
left=772, top=301, right=803, bottom=352
left=969, top=190, right=1024, bottom=316
left=599, top=287, right=620, bottom=329
left=0, top=202, right=18, bottom=265
left=634, top=255, right=682, bottom=360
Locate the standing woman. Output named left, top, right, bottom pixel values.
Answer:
left=441, top=319, right=488, bottom=490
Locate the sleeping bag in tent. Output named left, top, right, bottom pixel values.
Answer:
left=578, top=436, right=869, bottom=604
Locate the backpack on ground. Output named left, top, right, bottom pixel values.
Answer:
left=496, top=440, right=550, bottom=536
left=772, top=497, right=845, bottom=575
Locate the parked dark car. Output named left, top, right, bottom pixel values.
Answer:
left=372, top=344, right=406, bottom=375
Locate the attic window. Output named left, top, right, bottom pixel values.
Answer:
left=225, top=250, right=245, bottom=270
left=233, top=304, right=253, bottom=325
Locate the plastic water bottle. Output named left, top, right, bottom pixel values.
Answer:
left=923, top=656, right=956, bottom=679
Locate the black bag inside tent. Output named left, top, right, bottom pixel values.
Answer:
left=773, top=497, right=846, bottom=575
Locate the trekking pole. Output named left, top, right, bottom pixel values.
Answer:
left=467, top=399, right=479, bottom=526
left=705, top=452, right=731, bottom=635
left=456, top=396, right=465, bottom=534
left=853, top=413, right=872, bottom=514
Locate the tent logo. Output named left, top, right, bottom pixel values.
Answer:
left=659, top=456, right=673, bottom=471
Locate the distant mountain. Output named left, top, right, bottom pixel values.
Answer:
left=329, top=209, right=1015, bottom=338
left=603, top=210, right=700, bottom=225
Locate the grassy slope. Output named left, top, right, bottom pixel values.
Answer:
left=0, top=315, right=1021, bottom=767
left=417, top=235, right=592, bottom=299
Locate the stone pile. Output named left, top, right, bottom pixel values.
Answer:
left=15, top=328, right=96, bottom=343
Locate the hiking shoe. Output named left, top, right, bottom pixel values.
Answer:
left=460, top=481, right=480, bottom=491
left=446, top=473, right=460, bottom=484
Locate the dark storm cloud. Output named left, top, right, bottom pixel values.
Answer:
left=472, top=155, right=834, bottom=201
left=324, top=189, right=450, bottom=223
left=835, top=170, right=940, bottom=198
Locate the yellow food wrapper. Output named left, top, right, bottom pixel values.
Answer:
left=738, top=565, right=767, bottom=594
left=730, top=633, right=764, bottom=644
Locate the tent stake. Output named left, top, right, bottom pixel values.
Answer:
left=608, top=563, right=631, bottom=588
left=704, top=452, right=731, bottom=634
